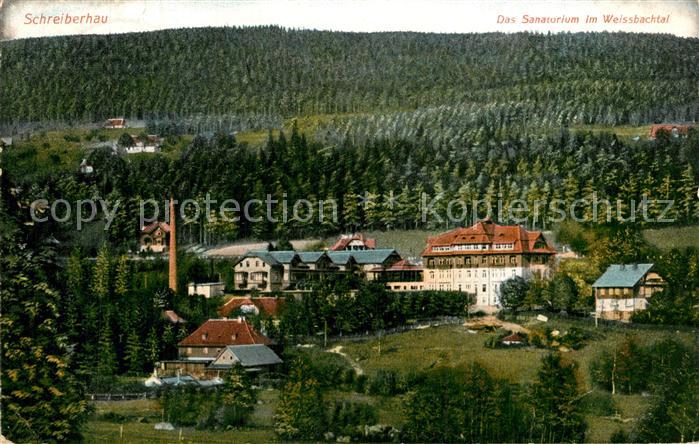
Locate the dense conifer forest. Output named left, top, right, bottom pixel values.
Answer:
left=1, top=27, right=697, bottom=128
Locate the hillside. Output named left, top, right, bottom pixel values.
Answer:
left=1, top=28, right=697, bottom=129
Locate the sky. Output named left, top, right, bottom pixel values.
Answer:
left=1, top=0, right=697, bottom=40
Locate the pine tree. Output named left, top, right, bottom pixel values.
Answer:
left=124, top=329, right=144, bottom=374
left=219, top=364, right=257, bottom=427
left=114, top=254, right=130, bottom=297
left=530, top=353, right=587, bottom=443
left=96, top=318, right=118, bottom=384
left=274, top=359, right=326, bottom=440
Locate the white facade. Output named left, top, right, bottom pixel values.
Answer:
left=424, top=266, right=530, bottom=310
left=187, top=282, right=225, bottom=298
left=595, top=297, right=648, bottom=316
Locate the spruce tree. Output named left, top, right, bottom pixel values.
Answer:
left=274, top=358, right=326, bottom=440
left=530, top=353, right=587, bottom=443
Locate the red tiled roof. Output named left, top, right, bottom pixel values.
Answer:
left=105, top=118, right=126, bottom=127
left=141, top=221, right=171, bottom=234
left=369, top=258, right=423, bottom=273
left=422, top=218, right=556, bottom=257
left=330, top=233, right=377, bottom=251
left=178, top=319, right=273, bottom=347
left=218, top=297, right=286, bottom=317
left=502, top=333, right=524, bottom=343
left=649, top=123, right=694, bottom=139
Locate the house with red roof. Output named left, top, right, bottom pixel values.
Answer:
left=104, top=117, right=126, bottom=129
left=368, top=258, right=425, bottom=291
left=330, top=233, right=377, bottom=251
left=177, top=318, right=273, bottom=361
left=139, top=221, right=170, bottom=253
left=218, top=297, right=286, bottom=318
left=422, top=218, right=555, bottom=311
left=649, top=123, right=695, bottom=139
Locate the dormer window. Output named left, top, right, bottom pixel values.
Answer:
left=231, top=334, right=237, bottom=340
left=202, top=333, right=208, bottom=340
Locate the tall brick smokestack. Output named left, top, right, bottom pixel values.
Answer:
left=168, top=197, right=177, bottom=292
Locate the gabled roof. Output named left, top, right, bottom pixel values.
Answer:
left=297, top=251, right=325, bottom=263
left=237, top=250, right=281, bottom=266
left=326, top=251, right=355, bottom=265
left=330, top=233, right=377, bottom=251
left=214, top=344, right=282, bottom=367
left=369, top=258, right=423, bottom=272
left=178, top=319, right=273, bottom=347
left=141, top=221, right=170, bottom=234
left=350, top=249, right=400, bottom=264
left=422, top=218, right=555, bottom=256
left=502, top=333, right=524, bottom=343
left=592, top=264, right=655, bottom=288
left=267, top=250, right=300, bottom=264
left=218, top=297, right=286, bottom=317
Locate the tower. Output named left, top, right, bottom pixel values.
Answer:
left=168, top=197, right=177, bottom=292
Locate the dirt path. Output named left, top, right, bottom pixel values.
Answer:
left=327, top=345, right=364, bottom=375
left=464, top=315, right=530, bottom=334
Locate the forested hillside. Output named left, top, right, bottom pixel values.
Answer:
left=1, top=27, right=697, bottom=128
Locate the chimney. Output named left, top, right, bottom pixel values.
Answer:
left=169, top=197, right=177, bottom=292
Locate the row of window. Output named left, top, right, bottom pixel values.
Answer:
left=433, top=243, right=515, bottom=252
left=429, top=269, right=518, bottom=279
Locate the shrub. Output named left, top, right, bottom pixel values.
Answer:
left=368, top=370, right=400, bottom=396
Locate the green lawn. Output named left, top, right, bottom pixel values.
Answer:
left=83, top=421, right=276, bottom=444
left=338, top=316, right=696, bottom=442
left=84, top=389, right=279, bottom=443
left=84, top=318, right=695, bottom=443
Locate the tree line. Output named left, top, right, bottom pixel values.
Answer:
left=2, top=28, right=696, bottom=128
left=4, top=124, right=698, bottom=255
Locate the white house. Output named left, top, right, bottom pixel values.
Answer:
left=593, top=263, right=666, bottom=321
left=187, top=282, right=226, bottom=298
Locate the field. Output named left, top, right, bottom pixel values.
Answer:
left=337, top=315, right=697, bottom=442
left=643, top=225, right=699, bottom=251
left=85, top=315, right=697, bottom=443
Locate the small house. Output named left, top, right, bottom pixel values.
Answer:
left=218, top=296, right=285, bottom=318
left=649, top=123, right=695, bottom=139
left=330, top=233, right=377, bottom=251
left=207, top=344, right=282, bottom=377
left=105, top=118, right=126, bottom=129
left=501, top=333, right=524, bottom=346
left=593, top=263, right=666, bottom=321
left=139, top=221, right=170, bottom=253
left=188, top=282, right=225, bottom=298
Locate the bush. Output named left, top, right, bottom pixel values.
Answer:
left=368, top=370, right=400, bottom=396
left=354, top=374, right=368, bottom=393
left=609, top=428, right=629, bottom=443
left=327, top=401, right=379, bottom=437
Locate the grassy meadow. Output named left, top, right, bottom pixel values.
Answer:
left=643, top=225, right=699, bottom=251
left=86, top=315, right=697, bottom=443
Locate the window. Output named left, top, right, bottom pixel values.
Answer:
left=510, top=256, right=516, bottom=265
left=626, top=299, right=633, bottom=307
left=482, top=284, right=487, bottom=293
left=482, top=270, right=487, bottom=277
left=203, top=347, right=209, bottom=354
